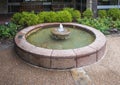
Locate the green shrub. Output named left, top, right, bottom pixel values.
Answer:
left=98, top=10, right=107, bottom=18
left=83, top=9, right=93, bottom=18
left=77, top=18, right=92, bottom=26
left=107, top=8, right=120, bottom=20
left=12, top=12, right=39, bottom=26
left=12, top=12, right=22, bottom=24
left=72, top=10, right=81, bottom=21
left=0, top=22, right=19, bottom=38
left=63, top=8, right=81, bottom=21
left=77, top=18, right=110, bottom=34
left=56, top=10, right=72, bottom=22
left=45, top=11, right=57, bottom=22
left=19, top=12, right=39, bottom=26
left=38, top=11, right=57, bottom=23
left=92, top=18, right=109, bottom=33
left=37, top=12, right=47, bottom=23
left=63, top=7, right=74, bottom=14
left=112, top=20, right=120, bottom=30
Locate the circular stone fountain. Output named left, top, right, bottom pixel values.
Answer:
left=15, top=23, right=106, bottom=70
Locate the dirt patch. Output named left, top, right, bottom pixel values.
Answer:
left=0, top=38, right=14, bottom=50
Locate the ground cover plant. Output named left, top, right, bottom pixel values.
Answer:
left=0, top=22, right=20, bottom=38
left=77, top=8, right=120, bottom=34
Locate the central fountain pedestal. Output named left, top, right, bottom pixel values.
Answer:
left=51, top=24, right=70, bottom=40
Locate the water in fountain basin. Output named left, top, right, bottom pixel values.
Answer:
left=27, top=27, right=95, bottom=50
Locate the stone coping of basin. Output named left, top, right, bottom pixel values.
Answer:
left=15, top=23, right=106, bottom=58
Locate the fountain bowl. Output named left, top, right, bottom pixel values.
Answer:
left=51, top=28, right=70, bottom=39
left=15, top=23, right=106, bottom=70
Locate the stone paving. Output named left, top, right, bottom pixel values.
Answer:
left=0, top=35, right=120, bottom=85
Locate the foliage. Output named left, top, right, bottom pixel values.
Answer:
left=38, top=11, right=57, bottom=23
left=37, top=11, right=47, bottom=23
left=112, top=20, right=120, bottom=30
left=63, top=7, right=74, bottom=14
left=0, top=22, right=19, bottom=38
left=19, top=11, right=39, bottom=26
left=12, top=10, right=73, bottom=26
left=45, top=11, right=57, bottom=22
left=83, top=9, right=93, bottom=18
left=107, top=8, right=120, bottom=20
left=56, top=10, right=72, bottom=22
left=98, top=10, right=107, bottom=18
left=63, top=8, right=81, bottom=21
left=12, top=12, right=22, bottom=24
left=77, top=17, right=112, bottom=34
left=72, top=10, right=81, bottom=21
left=12, top=11, right=39, bottom=26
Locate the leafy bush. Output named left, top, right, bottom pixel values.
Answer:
left=77, top=17, right=110, bottom=33
left=19, top=12, right=39, bottom=26
left=112, top=20, right=120, bottom=30
left=83, top=9, right=93, bottom=18
left=38, top=11, right=57, bottom=23
left=56, top=10, right=72, bottom=22
left=98, top=10, right=107, bottom=18
left=12, top=12, right=39, bottom=26
left=72, top=10, right=81, bottom=21
left=107, top=8, right=120, bottom=20
left=12, top=10, right=73, bottom=25
left=63, top=7, right=74, bottom=14
left=0, top=22, right=19, bottom=38
left=38, top=11, right=72, bottom=23
left=63, top=8, right=81, bottom=21
left=77, top=17, right=92, bottom=26
left=12, top=12, right=22, bottom=24
left=45, top=11, right=57, bottom=22
left=37, top=11, right=47, bottom=23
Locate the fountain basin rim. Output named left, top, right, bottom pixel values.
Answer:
left=15, top=23, right=106, bottom=58
left=15, top=23, right=106, bottom=69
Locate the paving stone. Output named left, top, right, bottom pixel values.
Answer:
left=0, top=35, right=120, bottom=85
left=84, top=64, right=120, bottom=85
left=1, top=65, right=75, bottom=85
left=99, top=36, right=120, bottom=76
left=71, top=68, right=93, bottom=85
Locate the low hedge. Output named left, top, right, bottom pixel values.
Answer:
left=63, top=8, right=81, bottom=21
left=56, top=10, right=72, bottom=22
left=12, top=11, right=39, bottom=26
left=12, top=10, right=73, bottom=26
